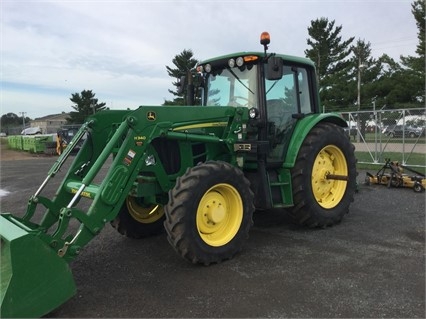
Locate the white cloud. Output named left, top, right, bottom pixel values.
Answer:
left=1, top=0, right=419, bottom=119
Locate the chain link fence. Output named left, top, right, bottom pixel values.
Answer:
left=341, top=108, right=426, bottom=168
left=3, top=109, right=425, bottom=168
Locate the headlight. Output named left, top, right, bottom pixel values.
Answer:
left=145, top=154, right=156, bottom=166
left=249, top=107, right=259, bottom=119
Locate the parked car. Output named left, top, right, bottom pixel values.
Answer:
left=21, top=126, right=42, bottom=135
left=386, top=125, right=424, bottom=138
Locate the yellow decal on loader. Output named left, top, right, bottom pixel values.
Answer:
left=172, top=122, right=228, bottom=131
left=71, top=188, right=92, bottom=199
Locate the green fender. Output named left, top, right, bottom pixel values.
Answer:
left=282, top=113, right=348, bottom=169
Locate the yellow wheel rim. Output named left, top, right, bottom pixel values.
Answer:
left=196, top=183, right=243, bottom=247
left=126, top=197, right=164, bottom=224
left=311, top=145, right=348, bottom=209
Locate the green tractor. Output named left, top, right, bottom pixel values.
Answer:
left=0, top=32, right=356, bottom=317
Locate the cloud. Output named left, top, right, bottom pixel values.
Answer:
left=1, top=0, right=418, bottom=119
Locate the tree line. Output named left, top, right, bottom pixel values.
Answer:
left=165, top=0, right=425, bottom=112
left=1, top=0, right=423, bottom=129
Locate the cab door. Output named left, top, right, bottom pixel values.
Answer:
left=265, top=64, right=314, bottom=166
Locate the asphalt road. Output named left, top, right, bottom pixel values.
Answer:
left=0, top=155, right=425, bottom=318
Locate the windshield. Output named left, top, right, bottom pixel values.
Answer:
left=205, top=65, right=258, bottom=108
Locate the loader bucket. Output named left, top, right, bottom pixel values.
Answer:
left=0, top=215, right=76, bottom=318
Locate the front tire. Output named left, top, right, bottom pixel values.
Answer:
left=164, top=161, right=254, bottom=265
left=289, top=122, right=357, bottom=227
left=111, top=196, right=165, bottom=238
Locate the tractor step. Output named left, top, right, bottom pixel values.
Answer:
left=268, top=169, right=293, bottom=207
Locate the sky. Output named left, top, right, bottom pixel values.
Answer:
left=0, top=0, right=419, bottom=120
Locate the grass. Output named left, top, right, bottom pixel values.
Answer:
left=352, top=132, right=426, bottom=144
left=356, top=151, right=426, bottom=175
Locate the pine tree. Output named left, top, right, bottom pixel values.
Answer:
left=305, top=17, right=354, bottom=110
left=400, top=0, right=425, bottom=104
left=67, top=90, right=106, bottom=124
left=164, top=49, right=199, bottom=105
left=348, top=39, right=377, bottom=110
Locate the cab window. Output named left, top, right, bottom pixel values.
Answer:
left=205, top=66, right=257, bottom=108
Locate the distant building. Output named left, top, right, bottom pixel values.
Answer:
left=31, top=112, right=70, bottom=134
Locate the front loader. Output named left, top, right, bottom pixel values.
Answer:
left=0, top=32, right=357, bottom=317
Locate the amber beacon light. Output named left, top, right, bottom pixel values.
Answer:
left=260, top=31, right=270, bottom=53
left=260, top=31, right=270, bottom=46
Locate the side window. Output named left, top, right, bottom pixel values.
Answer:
left=265, top=66, right=297, bottom=131
left=298, top=68, right=313, bottom=114
left=265, top=65, right=314, bottom=161
left=265, top=66, right=313, bottom=126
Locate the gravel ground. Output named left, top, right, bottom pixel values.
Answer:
left=0, top=150, right=424, bottom=318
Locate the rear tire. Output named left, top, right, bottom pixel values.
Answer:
left=111, top=196, right=165, bottom=238
left=289, top=122, right=357, bottom=227
left=164, top=161, right=254, bottom=265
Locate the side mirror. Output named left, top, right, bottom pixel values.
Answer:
left=177, top=76, right=186, bottom=94
left=194, top=73, right=205, bottom=88
left=266, top=56, right=283, bottom=80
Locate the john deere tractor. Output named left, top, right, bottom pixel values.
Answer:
left=0, top=32, right=356, bottom=317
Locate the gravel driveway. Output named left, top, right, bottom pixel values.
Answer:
left=0, top=152, right=424, bottom=318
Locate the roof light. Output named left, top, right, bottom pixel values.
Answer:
left=260, top=32, right=271, bottom=54
left=236, top=57, right=244, bottom=67
left=228, top=58, right=235, bottom=68
left=204, top=64, right=212, bottom=73
left=260, top=32, right=270, bottom=46
left=243, top=55, right=259, bottom=62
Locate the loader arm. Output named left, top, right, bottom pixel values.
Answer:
left=0, top=105, right=247, bottom=317
left=3, top=106, right=246, bottom=261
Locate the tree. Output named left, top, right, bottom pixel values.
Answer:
left=164, top=49, right=199, bottom=105
left=400, top=0, right=425, bottom=104
left=305, top=18, right=354, bottom=110
left=1, top=112, right=32, bottom=134
left=367, top=0, right=426, bottom=109
left=348, top=39, right=378, bottom=110
left=67, top=90, right=106, bottom=124
left=371, top=54, right=422, bottom=108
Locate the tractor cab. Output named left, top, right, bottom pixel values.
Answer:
left=195, top=32, right=321, bottom=166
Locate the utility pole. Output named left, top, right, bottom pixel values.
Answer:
left=357, top=56, right=362, bottom=113
left=356, top=56, right=366, bottom=142
left=19, top=112, right=27, bottom=134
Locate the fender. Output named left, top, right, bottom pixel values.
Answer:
left=283, top=113, right=347, bottom=168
